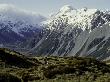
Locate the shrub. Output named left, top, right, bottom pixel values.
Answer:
left=0, top=73, right=22, bottom=82
left=22, top=73, right=40, bottom=82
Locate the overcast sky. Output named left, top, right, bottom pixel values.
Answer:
left=0, top=0, right=110, bottom=17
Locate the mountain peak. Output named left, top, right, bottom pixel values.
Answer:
left=0, top=4, right=46, bottom=45
left=44, top=6, right=101, bottom=31
left=60, top=5, right=74, bottom=13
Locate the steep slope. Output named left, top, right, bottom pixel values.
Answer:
left=0, top=4, right=46, bottom=48
left=70, top=23, right=110, bottom=60
left=29, top=5, right=110, bottom=60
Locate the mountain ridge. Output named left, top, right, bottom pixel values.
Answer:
left=29, top=5, right=110, bottom=60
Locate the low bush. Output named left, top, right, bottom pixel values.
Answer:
left=0, top=73, right=22, bottom=82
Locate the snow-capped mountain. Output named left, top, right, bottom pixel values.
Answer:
left=0, top=4, right=46, bottom=47
left=29, top=5, right=110, bottom=60
left=44, top=5, right=110, bottom=31
left=1, top=4, right=110, bottom=60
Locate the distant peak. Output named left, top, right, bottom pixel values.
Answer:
left=0, top=4, right=46, bottom=25
left=60, top=5, right=74, bottom=13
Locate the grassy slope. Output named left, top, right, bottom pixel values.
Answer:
left=0, top=48, right=110, bottom=82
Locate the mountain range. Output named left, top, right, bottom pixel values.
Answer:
left=1, top=4, right=110, bottom=60
left=0, top=4, right=46, bottom=50
left=29, top=5, right=110, bottom=60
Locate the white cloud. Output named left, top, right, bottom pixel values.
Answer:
left=0, top=4, right=46, bottom=25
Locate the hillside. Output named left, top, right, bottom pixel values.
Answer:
left=0, top=48, right=37, bottom=68
left=0, top=49, right=110, bottom=82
